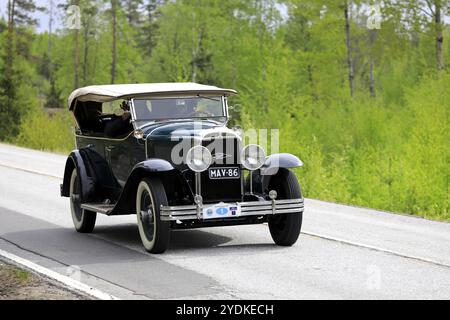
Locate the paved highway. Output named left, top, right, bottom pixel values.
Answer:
left=0, top=143, right=449, bottom=299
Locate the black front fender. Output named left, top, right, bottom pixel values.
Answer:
left=260, top=153, right=303, bottom=176
left=246, top=154, right=303, bottom=195
left=109, top=158, right=182, bottom=215
left=132, top=158, right=175, bottom=172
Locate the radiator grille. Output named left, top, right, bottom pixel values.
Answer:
left=200, top=137, right=242, bottom=202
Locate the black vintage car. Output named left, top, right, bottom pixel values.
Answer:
left=61, top=83, right=304, bottom=253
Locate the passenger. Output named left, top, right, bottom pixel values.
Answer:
left=104, top=101, right=134, bottom=137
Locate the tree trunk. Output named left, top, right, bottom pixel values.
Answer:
left=369, top=60, right=375, bottom=98
left=83, top=21, right=90, bottom=85
left=74, top=28, right=80, bottom=88
left=48, top=0, right=53, bottom=56
left=111, top=0, right=117, bottom=84
left=6, top=0, right=16, bottom=74
left=369, top=29, right=377, bottom=98
left=191, top=10, right=197, bottom=82
left=434, top=0, right=444, bottom=70
left=344, top=1, right=355, bottom=97
left=74, top=0, right=80, bottom=89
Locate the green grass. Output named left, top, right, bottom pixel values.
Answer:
left=11, top=268, right=32, bottom=282
left=0, top=263, right=35, bottom=285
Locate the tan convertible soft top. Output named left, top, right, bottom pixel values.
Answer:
left=68, top=82, right=237, bottom=110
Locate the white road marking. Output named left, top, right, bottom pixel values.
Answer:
left=0, top=248, right=119, bottom=300
left=301, top=231, right=450, bottom=269
left=0, top=163, right=62, bottom=180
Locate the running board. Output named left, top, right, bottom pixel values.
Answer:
left=81, top=203, right=115, bottom=215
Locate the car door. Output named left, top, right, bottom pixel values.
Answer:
left=105, top=135, right=146, bottom=187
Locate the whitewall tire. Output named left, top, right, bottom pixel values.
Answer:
left=69, top=169, right=96, bottom=233
left=136, top=177, right=170, bottom=253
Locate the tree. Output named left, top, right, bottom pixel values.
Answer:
left=430, top=0, right=447, bottom=70
left=390, top=0, right=449, bottom=71
left=44, top=77, right=63, bottom=109
left=140, top=0, right=164, bottom=56
left=80, top=2, right=99, bottom=85
left=368, top=28, right=377, bottom=97
left=73, top=0, right=81, bottom=88
left=122, top=0, right=143, bottom=28
left=0, top=0, right=42, bottom=138
left=111, top=0, right=117, bottom=84
left=344, top=1, right=355, bottom=97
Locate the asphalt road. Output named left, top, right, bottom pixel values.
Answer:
left=0, top=143, right=449, bottom=299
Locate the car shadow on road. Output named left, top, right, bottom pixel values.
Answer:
left=93, top=224, right=281, bottom=253
left=168, top=230, right=282, bottom=254
left=93, top=224, right=234, bottom=250
left=0, top=207, right=281, bottom=266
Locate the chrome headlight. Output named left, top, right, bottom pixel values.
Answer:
left=186, top=146, right=212, bottom=172
left=241, top=144, right=266, bottom=171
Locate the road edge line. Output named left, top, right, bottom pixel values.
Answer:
left=302, top=230, right=450, bottom=269
left=0, top=163, right=62, bottom=180
left=0, top=248, right=119, bottom=300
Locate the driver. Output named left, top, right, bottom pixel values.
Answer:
left=182, top=101, right=212, bottom=118
left=104, top=101, right=134, bottom=137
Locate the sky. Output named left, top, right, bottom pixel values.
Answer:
left=34, top=0, right=65, bottom=32
left=0, top=0, right=65, bottom=33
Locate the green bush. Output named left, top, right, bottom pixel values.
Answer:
left=245, top=72, right=449, bottom=220
left=15, top=108, right=74, bottom=154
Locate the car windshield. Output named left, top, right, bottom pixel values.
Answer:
left=132, top=96, right=226, bottom=127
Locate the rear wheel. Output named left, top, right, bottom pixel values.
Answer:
left=267, top=169, right=303, bottom=246
left=69, top=169, right=96, bottom=233
left=136, top=177, right=170, bottom=254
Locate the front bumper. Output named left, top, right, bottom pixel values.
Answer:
left=160, top=198, right=304, bottom=221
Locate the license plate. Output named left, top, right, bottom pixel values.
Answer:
left=203, top=203, right=241, bottom=219
left=208, top=167, right=240, bottom=179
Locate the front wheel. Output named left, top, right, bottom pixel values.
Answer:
left=267, top=169, right=303, bottom=246
left=136, top=177, right=170, bottom=254
left=69, top=169, right=96, bottom=233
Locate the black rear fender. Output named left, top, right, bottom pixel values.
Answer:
left=61, top=149, right=119, bottom=202
left=61, top=150, right=95, bottom=201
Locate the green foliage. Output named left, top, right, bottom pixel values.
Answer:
left=0, top=0, right=448, bottom=220
left=15, top=108, right=74, bottom=153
